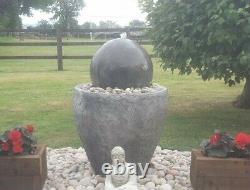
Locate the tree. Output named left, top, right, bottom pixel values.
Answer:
left=81, top=22, right=97, bottom=29
left=0, top=0, right=53, bottom=29
left=34, top=20, right=54, bottom=35
left=141, top=0, right=250, bottom=109
left=36, top=20, right=53, bottom=30
left=138, top=0, right=155, bottom=14
left=129, top=20, right=146, bottom=28
left=98, top=21, right=120, bottom=28
left=0, top=0, right=19, bottom=29
left=49, top=0, right=84, bottom=29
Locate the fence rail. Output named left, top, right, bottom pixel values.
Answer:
left=0, top=27, right=151, bottom=33
left=0, top=41, right=153, bottom=47
left=0, top=56, right=95, bottom=59
left=0, top=28, right=153, bottom=71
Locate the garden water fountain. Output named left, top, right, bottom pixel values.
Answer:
left=73, top=38, right=168, bottom=175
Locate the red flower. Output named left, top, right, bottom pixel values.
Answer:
left=235, top=132, right=250, bottom=149
left=2, top=142, right=9, bottom=152
left=210, top=133, right=221, bottom=145
left=12, top=144, right=24, bottom=153
left=8, top=130, right=22, bottom=141
left=26, top=124, right=34, bottom=133
left=12, top=138, right=23, bottom=154
left=12, top=139, right=23, bottom=146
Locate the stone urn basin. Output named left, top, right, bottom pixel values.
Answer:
left=73, top=39, right=168, bottom=175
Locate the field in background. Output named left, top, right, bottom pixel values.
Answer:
left=0, top=37, right=249, bottom=150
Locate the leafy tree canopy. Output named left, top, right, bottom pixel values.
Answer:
left=0, top=0, right=54, bottom=29
left=129, top=20, right=146, bottom=28
left=49, top=0, right=84, bottom=29
left=138, top=0, right=155, bottom=14
left=81, top=22, right=97, bottom=29
left=140, top=0, right=250, bottom=108
left=99, top=20, right=120, bottom=28
left=36, top=20, right=53, bottom=30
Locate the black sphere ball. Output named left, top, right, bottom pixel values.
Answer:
left=90, top=39, right=153, bottom=89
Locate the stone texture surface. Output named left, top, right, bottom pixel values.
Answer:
left=43, top=146, right=193, bottom=190
left=73, top=84, right=168, bottom=175
left=90, top=39, right=153, bottom=89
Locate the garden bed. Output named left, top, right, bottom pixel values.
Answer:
left=43, top=146, right=192, bottom=190
left=0, top=144, right=47, bottom=190
left=191, top=149, right=250, bottom=190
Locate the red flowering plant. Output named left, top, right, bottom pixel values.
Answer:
left=234, top=132, right=250, bottom=157
left=0, top=124, right=37, bottom=156
left=201, top=129, right=250, bottom=158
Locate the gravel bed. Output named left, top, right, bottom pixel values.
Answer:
left=77, top=83, right=165, bottom=95
left=43, top=146, right=193, bottom=190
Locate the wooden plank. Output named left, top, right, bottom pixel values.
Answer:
left=195, top=176, right=250, bottom=190
left=190, top=150, right=197, bottom=189
left=0, top=157, right=40, bottom=176
left=61, top=41, right=153, bottom=46
left=0, top=56, right=58, bottom=59
left=193, top=150, right=250, bottom=162
left=0, top=55, right=93, bottom=59
left=0, top=176, right=36, bottom=190
left=41, top=144, right=47, bottom=180
left=0, top=145, right=46, bottom=176
left=65, top=54, right=156, bottom=59
left=0, top=176, right=45, bottom=190
left=0, top=41, right=152, bottom=47
left=190, top=149, right=250, bottom=190
left=0, top=42, right=103, bottom=46
left=0, top=145, right=47, bottom=190
left=61, top=41, right=105, bottom=46
left=0, top=42, right=58, bottom=46
left=0, top=27, right=151, bottom=33
left=0, top=55, right=156, bottom=60
left=57, top=29, right=63, bottom=71
left=193, top=150, right=250, bottom=178
left=0, top=29, right=56, bottom=33
left=62, top=55, right=93, bottom=59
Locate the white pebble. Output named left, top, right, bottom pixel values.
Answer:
left=44, top=146, right=192, bottom=190
left=67, top=186, right=75, bottom=190
left=87, top=186, right=95, bottom=190
left=79, top=177, right=92, bottom=187
left=95, top=183, right=105, bottom=190
left=145, top=182, right=155, bottom=189
left=159, top=184, right=172, bottom=190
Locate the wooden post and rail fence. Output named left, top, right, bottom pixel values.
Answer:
left=0, top=28, right=153, bottom=71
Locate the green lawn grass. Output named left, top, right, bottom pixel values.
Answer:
left=0, top=38, right=249, bottom=150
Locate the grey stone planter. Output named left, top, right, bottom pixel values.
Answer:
left=73, top=84, right=168, bottom=175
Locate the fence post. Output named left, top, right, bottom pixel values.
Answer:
left=56, top=29, right=63, bottom=71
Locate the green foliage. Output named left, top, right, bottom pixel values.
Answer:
left=0, top=0, right=54, bottom=29
left=0, top=125, right=37, bottom=156
left=99, top=21, right=120, bottom=28
left=201, top=131, right=250, bottom=158
left=49, top=0, right=84, bottom=29
left=138, top=0, right=155, bottom=14
left=0, top=0, right=20, bottom=29
left=81, top=22, right=97, bottom=29
left=200, top=132, right=235, bottom=158
left=18, top=0, right=54, bottom=15
left=129, top=20, right=146, bottom=27
left=144, top=0, right=250, bottom=86
left=36, top=20, right=54, bottom=30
